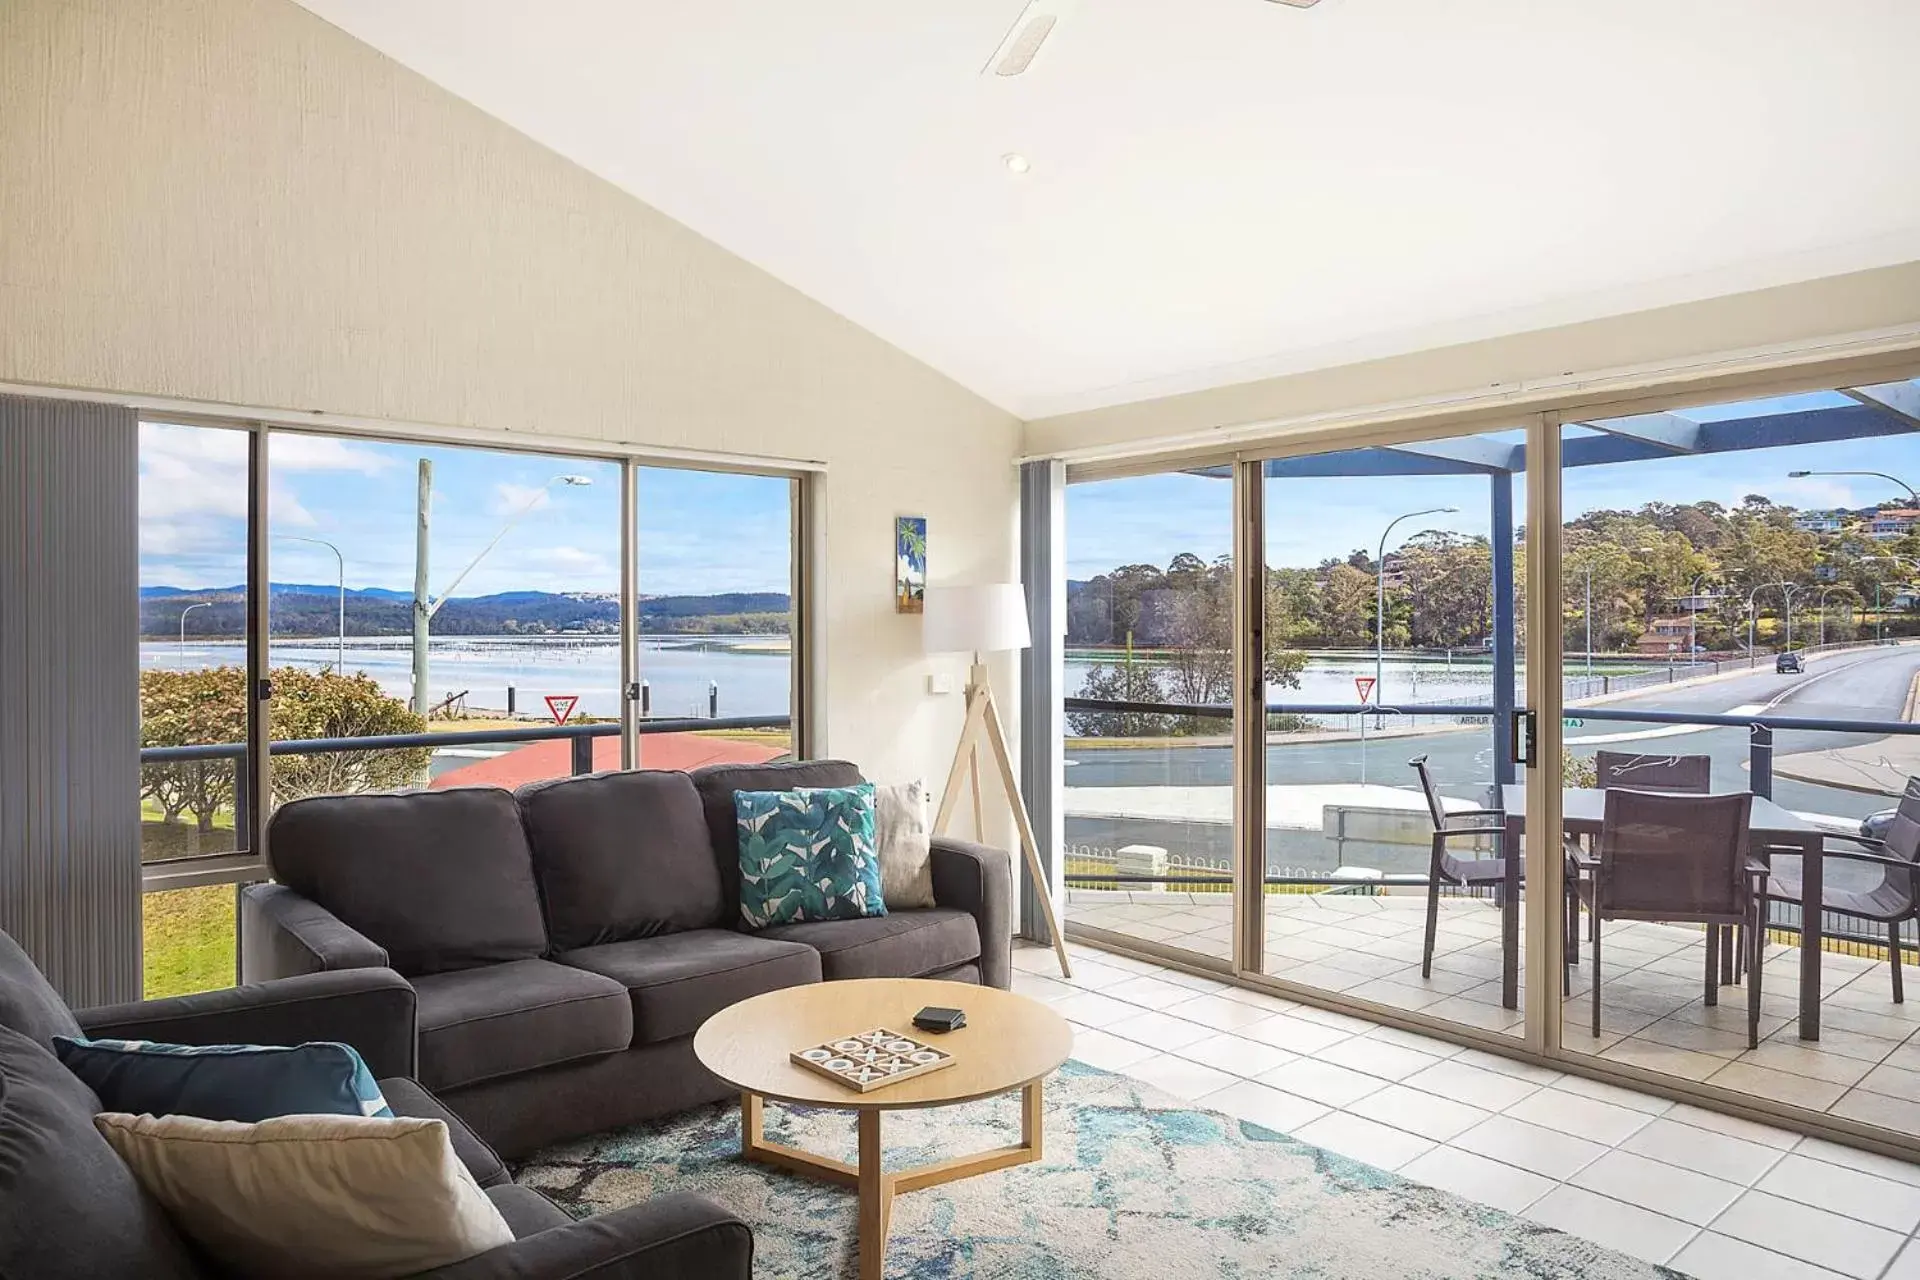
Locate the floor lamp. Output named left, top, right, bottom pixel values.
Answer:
left=923, top=584, right=1072, bottom=979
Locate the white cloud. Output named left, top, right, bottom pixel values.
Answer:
left=1771, top=477, right=1857, bottom=510
left=270, top=434, right=393, bottom=474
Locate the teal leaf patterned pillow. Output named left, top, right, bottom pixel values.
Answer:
left=735, top=784, right=886, bottom=928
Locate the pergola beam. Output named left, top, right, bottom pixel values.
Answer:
left=1380, top=436, right=1519, bottom=473
left=1842, top=382, right=1920, bottom=432
left=1571, top=412, right=1703, bottom=454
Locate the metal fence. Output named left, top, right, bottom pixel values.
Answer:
left=1062, top=689, right=1920, bottom=957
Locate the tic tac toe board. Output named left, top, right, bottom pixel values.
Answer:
left=789, top=1027, right=956, bottom=1093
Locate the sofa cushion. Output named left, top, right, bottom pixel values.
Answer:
left=267, top=788, right=549, bottom=976
left=0, top=927, right=83, bottom=1046
left=486, top=1184, right=573, bottom=1238
left=380, top=1077, right=510, bottom=1189
left=517, top=770, right=727, bottom=948
left=692, top=759, right=864, bottom=908
left=0, top=1025, right=203, bottom=1280
left=413, top=959, right=632, bottom=1091
left=754, top=910, right=981, bottom=982
left=556, top=931, right=822, bottom=1044
left=54, top=1035, right=393, bottom=1123
left=735, top=784, right=885, bottom=928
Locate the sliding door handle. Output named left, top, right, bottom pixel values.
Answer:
left=1511, top=710, right=1537, bottom=769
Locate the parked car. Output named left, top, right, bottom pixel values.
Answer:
left=1776, top=651, right=1804, bottom=674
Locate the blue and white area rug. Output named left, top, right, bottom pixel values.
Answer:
left=517, top=1061, right=1674, bottom=1278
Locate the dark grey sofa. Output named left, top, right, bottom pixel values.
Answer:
left=241, top=759, right=1013, bottom=1157
left=0, top=929, right=750, bottom=1280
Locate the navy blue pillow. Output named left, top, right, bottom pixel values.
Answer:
left=54, top=1037, right=394, bottom=1123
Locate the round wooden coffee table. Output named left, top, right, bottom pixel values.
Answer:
left=693, top=977, right=1072, bottom=1279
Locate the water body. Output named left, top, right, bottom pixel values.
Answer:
left=141, top=636, right=792, bottom=720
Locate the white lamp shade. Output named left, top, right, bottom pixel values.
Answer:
left=922, top=583, right=1031, bottom=654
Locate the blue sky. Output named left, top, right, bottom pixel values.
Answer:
left=1066, top=388, right=1920, bottom=578
left=138, top=426, right=793, bottom=597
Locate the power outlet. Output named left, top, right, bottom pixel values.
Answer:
left=927, top=672, right=956, bottom=696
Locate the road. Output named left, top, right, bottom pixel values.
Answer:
left=1064, top=644, right=1920, bottom=877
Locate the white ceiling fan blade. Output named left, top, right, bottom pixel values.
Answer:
left=983, top=0, right=1080, bottom=79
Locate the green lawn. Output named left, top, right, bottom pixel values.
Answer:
left=142, top=883, right=236, bottom=1000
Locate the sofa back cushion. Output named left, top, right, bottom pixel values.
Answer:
left=516, top=770, right=727, bottom=948
left=267, top=788, right=548, bottom=976
left=0, top=1025, right=204, bottom=1280
left=0, top=927, right=82, bottom=1046
left=691, top=760, right=864, bottom=910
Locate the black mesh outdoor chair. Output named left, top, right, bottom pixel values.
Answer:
left=1411, top=755, right=1511, bottom=980
left=1764, top=777, right=1920, bottom=1003
left=1593, top=751, right=1713, bottom=794
left=1576, top=788, right=1767, bottom=1047
left=1573, top=752, right=1715, bottom=947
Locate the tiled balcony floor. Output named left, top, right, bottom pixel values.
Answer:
left=1021, top=934, right=1920, bottom=1278
left=1067, top=888, right=1920, bottom=1135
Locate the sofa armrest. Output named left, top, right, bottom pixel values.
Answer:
left=930, top=835, right=1013, bottom=988
left=241, top=882, right=389, bottom=979
left=408, top=1195, right=752, bottom=1280
left=76, top=967, right=417, bottom=1080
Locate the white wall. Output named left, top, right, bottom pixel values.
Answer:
left=0, top=0, right=1023, bottom=790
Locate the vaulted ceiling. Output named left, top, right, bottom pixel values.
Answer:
left=297, top=1, right=1920, bottom=419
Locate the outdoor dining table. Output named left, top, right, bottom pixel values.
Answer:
left=1496, top=785, right=1829, bottom=1040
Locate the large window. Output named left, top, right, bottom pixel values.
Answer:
left=635, top=467, right=798, bottom=764
left=136, top=422, right=810, bottom=997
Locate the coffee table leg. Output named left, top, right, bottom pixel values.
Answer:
left=858, top=1109, right=892, bottom=1280
left=1022, top=1079, right=1043, bottom=1160
left=740, top=1092, right=762, bottom=1155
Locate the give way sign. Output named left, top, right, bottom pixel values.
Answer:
left=544, top=695, right=579, bottom=725
left=1353, top=676, right=1377, bottom=704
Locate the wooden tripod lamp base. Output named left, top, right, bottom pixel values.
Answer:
left=932, top=661, right=1072, bottom=980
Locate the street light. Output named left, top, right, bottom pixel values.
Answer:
left=1374, top=507, right=1459, bottom=703
left=1575, top=546, right=1655, bottom=681
left=1681, top=572, right=1725, bottom=667
left=1865, top=554, right=1919, bottom=644
left=1746, top=580, right=1800, bottom=663
left=178, top=601, right=211, bottom=652
left=275, top=534, right=345, bottom=674
left=1815, top=586, right=1854, bottom=648
left=1787, top=470, right=1920, bottom=503
left=411, top=472, right=594, bottom=715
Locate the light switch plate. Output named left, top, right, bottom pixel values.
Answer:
left=927, top=672, right=955, bottom=695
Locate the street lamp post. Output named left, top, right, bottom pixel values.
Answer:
left=276, top=535, right=346, bottom=673
left=1815, top=586, right=1853, bottom=648
left=178, top=601, right=211, bottom=652
left=1787, top=470, right=1920, bottom=502
left=1865, top=554, right=1919, bottom=645
left=1686, top=573, right=1715, bottom=667
left=1374, top=506, right=1458, bottom=705
left=411, top=471, right=594, bottom=715
left=1746, top=580, right=1796, bottom=665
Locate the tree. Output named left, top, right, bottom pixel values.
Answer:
left=1068, top=662, right=1171, bottom=737
left=139, top=666, right=433, bottom=828
left=266, top=669, right=434, bottom=804
left=139, top=667, right=248, bottom=832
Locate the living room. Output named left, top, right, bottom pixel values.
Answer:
left=5, top=1, right=1920, bottom=1277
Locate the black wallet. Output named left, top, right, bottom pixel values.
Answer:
left=912, top=1005, right=967, bottom=1033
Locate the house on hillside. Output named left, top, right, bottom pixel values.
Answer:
left=1870, top=509, right=1920, bottom=539
left=1635, top=616, right=1695, bottom=656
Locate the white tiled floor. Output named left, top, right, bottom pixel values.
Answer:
left=1018, top=939, right=1920, bottom=1278
left=1069, top=888, right=1920, bottom=1132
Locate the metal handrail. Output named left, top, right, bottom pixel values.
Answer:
left=1065, top=696, right=1920, bottom=737
left=140, top=715, right=789, bottom=765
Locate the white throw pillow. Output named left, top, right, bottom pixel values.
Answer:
left=874, top=779, right=936, bottom=909
left=94, top=1112, right=515, bottom=1279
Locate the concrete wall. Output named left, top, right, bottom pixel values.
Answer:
left=0, top=0, right=1022, bottom=790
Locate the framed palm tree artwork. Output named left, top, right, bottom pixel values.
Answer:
left=895, top=515, right=927, bottom=614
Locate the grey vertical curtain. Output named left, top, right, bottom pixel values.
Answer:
left=0, top=393, right=141, bottom=1006
left=1019, top=459, right=1065, bottom=943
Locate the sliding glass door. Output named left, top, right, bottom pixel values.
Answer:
left=1060, top=468, right=1237, bottom=967
left=1251, top=428, right=1534, bottom=1043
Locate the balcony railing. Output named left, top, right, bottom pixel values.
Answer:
left=139, top=716, right=792, bottom=863
left=1062, top=693, right=1920, bottom=957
